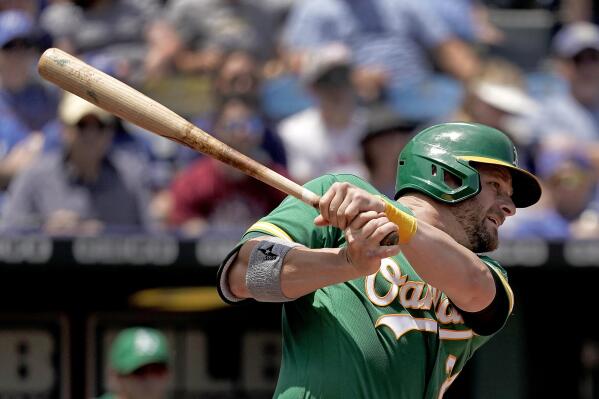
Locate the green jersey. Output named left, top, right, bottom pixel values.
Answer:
left=223, top=174, right=514, bottom=399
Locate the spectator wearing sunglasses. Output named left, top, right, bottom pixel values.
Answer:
left=97, top=327, right=170, bottom=399
left=0, top=92, right=153, bottom=234
left=532, top=22, right=599, bottom=142
left=0, top=10, right=59, bottom=194
left=167, top=95, right=287, bottom=236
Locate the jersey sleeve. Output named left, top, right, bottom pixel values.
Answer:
left=457, top=256, right=513, bottom=337
left=481, top=256, right=514, bottom=316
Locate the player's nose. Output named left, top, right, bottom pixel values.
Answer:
left=500, top=196, right=516, bottom=217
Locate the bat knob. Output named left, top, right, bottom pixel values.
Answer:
left=380, top=231, right=399, bottom=246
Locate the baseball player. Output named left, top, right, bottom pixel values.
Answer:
left=97, top=327, right=170, bottom=399
left=218, top=122, right=542, bottom=398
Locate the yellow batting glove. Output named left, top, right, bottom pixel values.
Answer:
left=378, top=197, right=417, bottom=244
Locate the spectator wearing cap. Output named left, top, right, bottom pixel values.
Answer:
left=0, top=92, right=153, bottom=234
left=97, top=327, right=170, bottom=399
left=533, top=22, right=599, bottom=142
left=501, top=139, right=599, bottom=240
left=0, top=10, right=59, bottom=192
left=359, top=106, right=420, bottom=198
left=277, top=45, right=368, bottom=184
left=281, top=0, right=480, bottom=102
left=450, top=57, right=540, bottom=172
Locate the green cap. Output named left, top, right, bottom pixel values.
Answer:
left=395, top=122, right=542, bottom=207
left=109, top=327, right=169, bottom=375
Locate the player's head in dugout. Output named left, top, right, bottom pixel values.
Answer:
left=395, top=122, right=542, bottom=253
left=99, top=327, right=170, bottom=399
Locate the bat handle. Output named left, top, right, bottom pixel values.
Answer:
left=305, top=189, right=399, bottom=246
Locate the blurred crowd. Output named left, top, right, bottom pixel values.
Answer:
left=2, top=0, right=599, bottom=242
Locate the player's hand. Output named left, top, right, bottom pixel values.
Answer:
left=314, top=182, right=385, bottom=230
left=341, top=210, right=400, bottom=275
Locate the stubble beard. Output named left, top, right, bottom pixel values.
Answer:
left=451, top=198, right=498, bottom=253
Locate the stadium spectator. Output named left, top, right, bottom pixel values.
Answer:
left=168, top=95, right=286, bottom=236
left=146, top=0, right=277, bottom=76
left=39, top=0, right=163, bottom=84
left=450, top=57, right=540, bottom=171
left=277, top=45, right=367, bottom=183
left=501, top=139, right=599, bottom=240
left=281, top=0, right=480, bottom=102
left=97, top=327, right=170, bottom=399
left=533, top=22, right=599, bottom=142
left=137, top=85, right=286, bottom=228
left=0, top=92, right=153, bottom=234
left=0, top=10, right=59, bottom=192
left=427, top=0, right=504, bottom=45
left=0, top=0, right=39, bottom=17
left=359, top=105, right=419, bottom=198
left=560, top=0, right=594, bottom=24
left=213, top=50, right=262, bottom=101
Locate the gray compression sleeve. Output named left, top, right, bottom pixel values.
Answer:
left=246, top=237, right=303, bottom=302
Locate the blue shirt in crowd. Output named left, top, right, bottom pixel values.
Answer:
left=282, top=0, right=452, bottom=87
left=0, top=81, right=59, bottom=157
left=532, top=88, right=599, bottom=142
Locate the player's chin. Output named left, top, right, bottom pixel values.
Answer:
left=487, top=238, right=499, bottom=252
left=485, top=221, right=500, bottom=242
left=485, top=230, right=499, bottom=252
left=473, top=228, right=498, bottom=253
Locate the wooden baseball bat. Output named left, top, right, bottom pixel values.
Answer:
left=37, top=48, right=398, bottom=245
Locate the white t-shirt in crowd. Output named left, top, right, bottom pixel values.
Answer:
left=278, top=107, right=368, bottom=183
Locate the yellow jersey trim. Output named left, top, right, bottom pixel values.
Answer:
left=246, top=221, right=293, bottom=242
left=488, top=265, right=514, bottom=314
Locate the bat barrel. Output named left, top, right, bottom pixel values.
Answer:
left=38, top=48, right=394, bottom=244
left=38, top=48, right=193, bottom=144
left=37, top=48, right=319, bottom=208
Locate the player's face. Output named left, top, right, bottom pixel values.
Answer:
left=117, top=363, right=170, bottom=399
left=450, top=165, right=516, bottom=253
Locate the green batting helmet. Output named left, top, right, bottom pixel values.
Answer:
left=395, top=122, right=541, bottom=207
